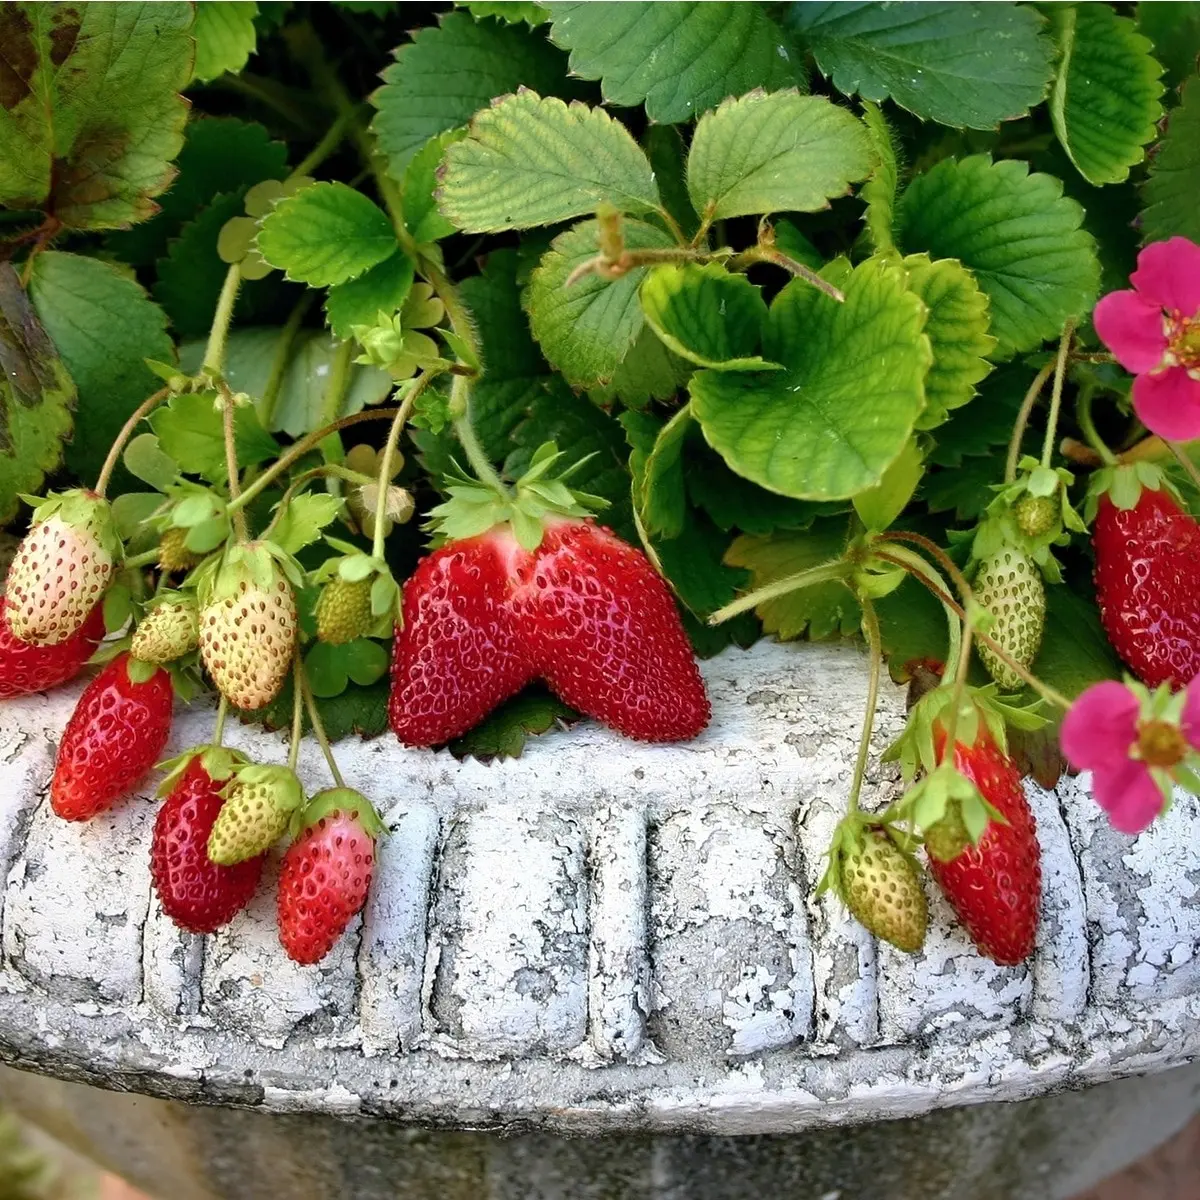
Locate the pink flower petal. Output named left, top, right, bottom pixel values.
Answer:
left=1091, top=758, right=1166, bottom=835
left=1132, top=367, right=1200, bottom=441
left=1183, top=678, right=1200, bottom=752
left=1131, top=237, right=1200, bottom=317
left=1094, top=290, right=1169, bottom=372
left=1060, top=681, right=1140, bottom=772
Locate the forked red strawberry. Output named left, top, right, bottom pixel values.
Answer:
left=388, top=451, right=708, bottom=746
left=277, top=787, right=383, bottom=965
left=1092, top=472, right=1200, bottom=688
left=0, top=596, right=105, bottom=700
left=50, top=652, right=174, bottom=821
left=927, top=722, right=1041, bottom=966
left=151, top=750, right=265, bottom=933
left=388, top=530, right=534, bottom=746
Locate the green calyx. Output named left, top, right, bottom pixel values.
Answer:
left=1084, top=460, right=1178, bottom=520
left=426, top=440, right=609, bottom=551
left=193, top=539, right=303, bottom=608
left=895, top=762, right=1005, bottom=859
left=293, top=786, right=385, bottom=842
left=316, top=538, right=400, bottom=633
left=22, top=488, right=123, bottom=564
left=155, top=745, right=250, bottom=798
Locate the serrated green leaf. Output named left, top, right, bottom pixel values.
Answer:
left=27, top=252, right=174, bottom=493
left=257, top=182, right=397, bottom=287
left=1141, top=77, right=1200, bottom=244
left=639, top=263, right=773, bottom=371
left=852, top=438, right=924, bottom=532
left=1137, top=2, right=1200, bottom=91
left=0, top=3, right=191, bottom=229
left=461, top=2, right=550, bottom=25
left=326, top=252, right=416, bottom=341
left=725, top=521, right=858, bottom=641
left=179, top=329, right=393, bottom=438
left=150, top=392, right=280, bottom=484
left=525, top=218, right=675, bottom=388
left=587, top=327, right=692, bottom=410
left=401, top=130, right=467, bottom=244
left=450, top=685, right=576, bottom=760
left=372, top=11, right=581, bottom=178
left=0, top=265, right=75, bottom=526
left=438, top=90, right=661, bottom=232
left=928, top=362, right=1033, bottom=468
left=690, top=257, right=929, bottom=501
left=904, top=253, right=996, bottom=430
left=785, top=2, right=1054, bottom=130
left=653, top=510, right=749, bottom=621
left=639, top=407, right=692, bottom=539
left=897, top=155, right=1099, bottom=357
left=546, top=2, right=805, bottom=124
left=154, top=191, right=249, bottom=340
left=1048, top=4, right=1163, bottom=186
left=192, top=2, right=259, bottom=83
left=123, top=433, right=179, bottom=492
left=861, top=100, right=899, bottom=254
left=686, top=90, right=875, bottom=222
left=271, top=492, right=343, bottom=554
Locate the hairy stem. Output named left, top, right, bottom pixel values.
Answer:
left=372, top=373, right=436, bottom=559
left=300, top=665, right=345, bottom=787
left=220, top=383, right=249, bottom=542
left=202, top=265, right=243, bottom=378
left=845, top=596, right=884, bottom=816
left=450, top=376, right=508, bottom=498
left=211, top=696, right=229, bottom=749
left=1075, top=385, right=1118, bottom=466
left=1041, top=319, right=1076, bottom=470
left=94, top=387, right=170, bottom=498
left=872, top=544, right=962, bottom=681
left=708, top=560, right=852, bottom=625
left=288, top=657, right=304, bottom=772
left=1005, top=362, right=1055, bottom=484
left=291, top=103, right=365, bottom=178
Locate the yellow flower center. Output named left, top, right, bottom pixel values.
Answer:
left=1167, top=315, right=1200, bottom=372
left=1137, top=719, right=1186, bottom=768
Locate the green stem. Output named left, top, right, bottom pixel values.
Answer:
left=939, top=616, right=976, bottom=758
left=299, top=665, right=345, bottom=787
left=1167, top=439, right=1200, bottom=495
left=203, top=265, right=243, bottom=377
left=845, top=596, right=884, bottom=816
left=1041, top=319, right=1076, bottom=470
left=124, top=548, right=161, bottom=570
left=221, top=383, right=249, bottom=542
left=94, top=387, right=170, bottom=498
left=291, top=104, right=365, bottom=179
left=728, top=245, right=845, bottom=302
left=372, top=373, right=435, bottom=559
left=873, top=544, right=962, bottom=681
left=258, top=292, right=314, bottom=430
left=287, top=657, right=304, bottom=772
left=227, top=407, right=400, bottom=515
left=1005, top=362, right=1055, bottom=484
left=211, top=696, right=229, bottom=749
left=1076, top=385, right=1118, bottom=466
left=656, top=206, right=688, bottom=246
left=878, top=531, right=972, bottom=607
left=450, top=376, right=507, bottom=499
left=708, top=560, right=852, bottom=625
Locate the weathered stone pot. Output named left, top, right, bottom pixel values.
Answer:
left=0, top=640, right=1196, bottom=1198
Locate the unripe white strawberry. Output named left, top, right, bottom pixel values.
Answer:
left=131, top=597, right=199, bottom=664
left=198, top=542, right=298, bottom=710
left=975, top=546, right=1046, bottom=691
left=4, top=491, right=120, bottom=646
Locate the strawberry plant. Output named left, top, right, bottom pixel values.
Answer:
left=3, top=1, right=1200, bottom=967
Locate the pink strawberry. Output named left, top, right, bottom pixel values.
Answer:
left=277, top=788, right=383, bottom=965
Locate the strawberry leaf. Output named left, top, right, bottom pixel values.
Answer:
left=271, top=493, right=343, bottom=555
left=861, top=100, right=899, bottom=254
left=304, top=639, right=389, bottom=698
left=546, top=2, right=805, bottom=124
left=1137, top=3, right=1200, bottom=91
left=1141, top=76, right=1200, bottom=245
left=689, top=256, right=929, bottom=501
left=686, top=90, right=875, bottom=222
left=438, top=91, right=661, bottom=232
left=191, top=2, right=259, bottom=84
left=400, top=130, right=466, bottom=245
left=150, top=392, right=279, bottom=484
left=326, top=252, right=416, bottom=341
left=450, top=685, right=577, bottom=760
left=0, top=264, right=76, bottom=525
left=0, top=2, right=191, bottom=229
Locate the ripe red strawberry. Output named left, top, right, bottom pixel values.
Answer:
left=1093, top=485, right=1200, bottom=688
left=151, top=754, right=265, bottom=933
left=0, top=595, right=105, bottom=700
left=512, top=519, right=710, bottom=742
left=388, top=529, right=535, bottom=746
left=927, top=725, right=1041, bottom=965
left=50, top=653, right=174, bottom=821
left=277, top=788, right=383, bottom=965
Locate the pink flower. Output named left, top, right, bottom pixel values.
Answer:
left=1060, top=678, right=1200, bottom=834
left=1093, top=237, right=1200, bottom=441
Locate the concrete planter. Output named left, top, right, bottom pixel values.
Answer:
left=0, top=639, right=1196, bottom=1197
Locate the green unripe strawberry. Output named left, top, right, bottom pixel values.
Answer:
left=1014, top=494, right=1056, bottom=539
left=208, top=763, right=304, bottom=865
left=315, top=576, right=373, bottom=645
left=923, top=801, right=971, bottom=864
left=974, top=546, right=1045, bottom=691
left=131, top=599, right=199, bottom=664
left=840, top=828, right=928, bottom=953
left=157, top=526, right=202, bottom=572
